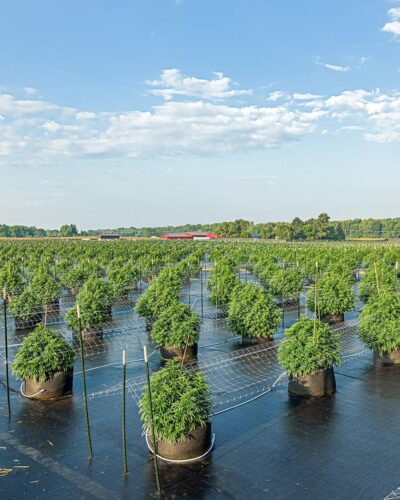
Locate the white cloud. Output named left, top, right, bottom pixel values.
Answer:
left=292, top=92, right=321, bottom=100
left=76, top=111, right=97, bottom=120
left=382, top=7, right=400, bottom=37
left=24, top=86, right=38, bottom=96
left=388, top=7, right=400, bottom=20
left=146, top=68, right=252, bottom=100
left=324, top=63, right=350, bottom=73
left=382, top=21, right=400, bottom=36
left=267, top=91, right=286, bottom=102
left=2, top=70, right=400, bottom=165
left=314, top=56, right=351, bottom=73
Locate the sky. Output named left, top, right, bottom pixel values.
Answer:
left=0, top=0, right=400, bottom=229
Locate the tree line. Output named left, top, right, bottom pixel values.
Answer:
left=1, top=215, right=399, bottom=240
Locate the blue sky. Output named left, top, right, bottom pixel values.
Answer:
left=1, top=0, right=400, bottom=229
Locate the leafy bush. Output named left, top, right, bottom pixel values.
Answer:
left=139, top=361, right=211, bottom=443
left=65, top=277, right=110, bottom=332
left=227, top=283, right=280, bottom=338
left=108, top=263, right=138, bottom=299
left=278, top=317, right=341, bottom=377
left=358, top=263, right=398, bottom=303
left=268, top=267, right=303, bottom=302
left=207, top=260, right=238, bottom=306
left=135, top=267, right=182, bottom=320
left=30, top=267, right=61, bottom=305
left=61, top=266, right=90, bottom=294
left=12, top=324, right=75, bottom=383
left=306, top=272, right=355, bottom=317
left=151, top=301, right=200, bottom=348
left=9, top=290, right=43, bottom=320
left=0, top=262, right=25, bottom=300
left=359, top=291, right=400, bottom=355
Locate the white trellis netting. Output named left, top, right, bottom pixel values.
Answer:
left=87, top=319, right=367, bottom=416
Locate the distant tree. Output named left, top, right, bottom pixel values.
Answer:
left=59, top=224, right=78, bottom=237
left=291, top=217, right=304, bottom=239
left=274, top=223, right=293, bottom=241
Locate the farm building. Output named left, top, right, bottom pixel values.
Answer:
left=97, top=234, right=121, bottom=240
left=160, top=232, right=218, bottom=240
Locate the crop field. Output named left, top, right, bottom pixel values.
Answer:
left=0, top=239, right=400, bottom=498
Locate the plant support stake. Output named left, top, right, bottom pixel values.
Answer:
left=144, top=345, right=161, bottom=496
left=122, top=350, right=128, bottom=476
left=77, top=304, right=93, bottom=460
left=3, top=288, right=11, bottom=416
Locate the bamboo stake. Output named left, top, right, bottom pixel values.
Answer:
left=77, top=304, right=93, bottom=460
left=143, top=346, right=161, bottom=496
left=122, top=350, right=128, bottom=476
left=3, top=288, right=11, bottom=416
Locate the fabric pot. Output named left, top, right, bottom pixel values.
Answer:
left=160, top=344, right=198, bottom=363
left=23, top=369, right=73, bottom=400
left=241, top=335, right=273, bottom=346
left=374, top=350, right=400, bottom=367
left=322, top=313, right=344, bottom=325
left=288, top=367, right=336, bottom=397
left=150, top=423, right=212, bottom=461
left=14, top=314, right=43, bottom=330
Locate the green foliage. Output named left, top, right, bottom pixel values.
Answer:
left=359, top=291, right=400, bottom=355
left=139, top=362, right=211, bottom=443
left=9, top=290, right=43, bottom=319
left=30, top=266, right=61, bottom=305
left=12, top=324, right=75, bottom=383
left=207, top=260, right=238, bottom=306
left=135, top=267, right=182, bottom=320
left=358, top=263, right=398, bottom=303
left=0, top=262, right=25, bottom=299
left=151, top=301, right=200, bottom=348
left=61, top=266, right=90, bottom=294
left=227, top=283, right=280, bottom=338
left=278, top=317, right=341, bottom=377
left=108, top=263, right=138, bottom=299
left=65, top=277, right=110, bottom=332
left=59, top=224, right=78, bottom=237
left=307, top=272, right=355, bottom=316
left=268, top=267, right=303, bottom=301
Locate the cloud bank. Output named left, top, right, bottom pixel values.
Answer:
left=1, top=70, right=400, bottom=165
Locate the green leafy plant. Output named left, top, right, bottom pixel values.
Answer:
left=359, top=291, right=400, bottom=355
left=207, top=260, right=238, bottom=306
left=358, top=262, right=398, bottom=303
left=135, top=267, right=182, bottom=320
left=0, top=262, right=25, bottom=300
left=108, top=263, right=138, bottom=299
left=12, top=324, right=75, bottom=383
left=30, top=267, right=61, bottom=305
left=65, top=277, right=110, bottom=332
left=278, top=317, right=341, bottom=377
left=9, top=289, right=43, bottom=320
left=268, top=267, right=303, bottom=302
left=227, top=283, right=281, bottom=338
left=139, top=361, right=211, bottom=443
left=306, top=272, right=355, bottom=317
left=151, top=301, right=200, bottom=348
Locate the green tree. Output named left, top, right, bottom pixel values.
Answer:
left=59, top=224, right=78, bottom=237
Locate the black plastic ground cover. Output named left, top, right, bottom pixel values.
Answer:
left=0, top=354, right=399, bottom=499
